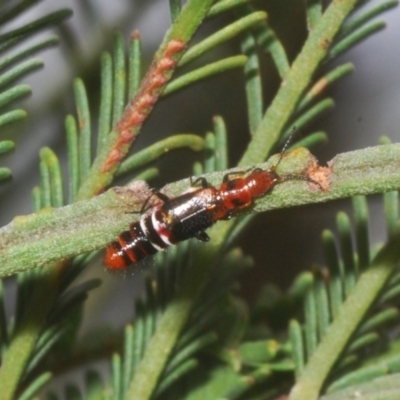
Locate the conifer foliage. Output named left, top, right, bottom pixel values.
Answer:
left=0, top=1, right=399, bottom=399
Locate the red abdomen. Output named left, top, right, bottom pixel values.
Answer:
left=104, top=222, right=158, bottom=270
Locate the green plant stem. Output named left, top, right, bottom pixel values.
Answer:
left=0, top=140, right=14, bottom=154
left=163, top=55, right=247, bottom=96
left=0, top=146, right=65, bottom=399
left=0, top=109, right=27, bottom=128
left=169, top=0, right=181, bottom=22
left=289, top=228, right=400, bottom=400
left=77, top=0, right=215, bottom=200
left=0, top=84, right=31, bottom=107
left=306, top=0, right=322, bottom=30
left=238, top=0, right=358, bottom=167
left=18, top=372, right=52, bottom=400
left=340, top=0, right=398, bottom=37
left=296, top=63, right=354, bottom=113
left=125, top=230, right=226, bottom=400
left=118, top=134, right=204, bottom=176
left=1, top=144, right=400, bottom=278
left=0, top=9, right=72, bottom=43
left=208, top=0, right=250, bottom=17
left=128, top=31, right=141, bottom=100
left=0, top=269, right=57, bottom=399
left=178, top=11, right=267, bottom=66
left=249, top=6, right=290, bottom=78
left=241, top=30, right=263, bottom=134
left=0, top=168, right=11, bottom=181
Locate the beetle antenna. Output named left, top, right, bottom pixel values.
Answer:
left=271, top=126, right=297, bottom=170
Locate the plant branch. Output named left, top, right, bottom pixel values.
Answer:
left=77, top=0, right=215, bottom=200
left=0, top=144, right=400, bottom=278
left=125, top=240, right=223, bottom=400
left=238, top=0, right=358, bottom=167
left=289, top=229, right=400, bottom=400
left=1, top=4, right=213, bottom=394
left=178, top=11, right=267, bottom=66
left=0, top=268, right=58, bottom=399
